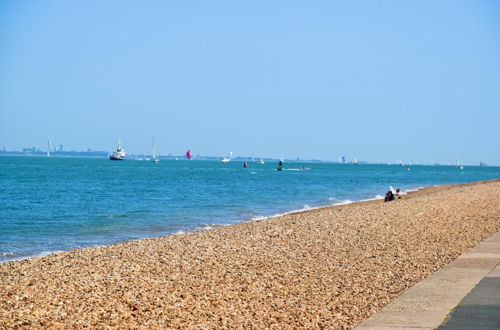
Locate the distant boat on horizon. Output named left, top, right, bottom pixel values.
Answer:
left=47, top=138, right=51, bottom=157
left=109, top=139, right=126, bottom=160
left=151, top=136, right=159, bottom=163
left=352, top=156, right=359, bottom=165
left=221, top=152, right=232, bottom=163
left=186, top=150, right=192, bottom=160
left=259, top=158, right=265, bottom=164
left=456, top=154, right=464, bottom=170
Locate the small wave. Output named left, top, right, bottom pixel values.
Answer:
left=106, top=214, right=127, bottom=219
left=173, top=230, right=186, bottom=235
left=1, top=252, right=16, bottom=257
left=35, top=250, right=64, bottom=258
left=250, top=216, right=268, bottom=221
left=332, top=199, right=354, bottom=206
left=402, top=187, right=424, bottom=194
left=250, top=205, right=323, bottom=222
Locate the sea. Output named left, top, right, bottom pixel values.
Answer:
left=1, top=156, right=499, bottom=263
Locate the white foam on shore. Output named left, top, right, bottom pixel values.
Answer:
left=250, top=204, right=331, bottom=222
left=402, top=187, right=423, bottom=194
left=36, top=251, right=63, bottom=257
left=250, top=186, right=425, bottom=223
left=173, top=230, right=186, bottom=235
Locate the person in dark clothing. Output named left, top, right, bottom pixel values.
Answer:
left=384, top=190, right=395, bottom=202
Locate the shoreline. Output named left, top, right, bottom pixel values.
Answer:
left=1, top=185, right=424, bottom=265
left=1, top=178, right=500, bottom=328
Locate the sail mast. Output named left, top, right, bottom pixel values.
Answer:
left=152, top=136, right=157, bottom=158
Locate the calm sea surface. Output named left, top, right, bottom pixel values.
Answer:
left=1, top=156, right=499, bottom=263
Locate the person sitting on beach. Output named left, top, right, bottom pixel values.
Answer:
left=395, top=188, right=401, bottom=199
left=384, top=191, right=395, bottom=202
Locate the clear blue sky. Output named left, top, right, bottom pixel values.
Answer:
left=1, top=1, right=499, bottom=164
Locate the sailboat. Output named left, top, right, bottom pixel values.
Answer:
left=352, top=156, right=359, bottom=165
left=151, top=137, right=160, bottom=163
left=186, top=150, right=192, bottom=160
left=221, top=152, right=232, bottom=163
left=109, top=139, right=126, bottom=160
left=47, top=138, right=51, bottom=157
left=456, top=154, right=463, bottom=170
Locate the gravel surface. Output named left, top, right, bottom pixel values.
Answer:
left=1, top=179, right=499, bottom=329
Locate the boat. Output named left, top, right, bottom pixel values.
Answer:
left=47, top=138, right=51, bottom=157
left=277, top=159, right=284, bottom=171
left=243, top=161, right=249, bottom=168
left=151, top=136, right=159, bottom=163
left=186, top=150, right=192, bottom=160
left=352, top=156, right=359, bottom=165
left=456, top=154, right=464, bottom=170
left=109, top=139, right=126, bottom=160
left=221, top=152, right=232, bottom=163
left=259, top=158, right=265, bottom=164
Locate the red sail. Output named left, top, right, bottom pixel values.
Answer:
left=186, top=150, right=192, bottom=160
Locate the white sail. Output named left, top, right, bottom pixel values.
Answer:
left=47, top=138, right=51, bottom=157
left=152, top=136, right=159, bottom=163
left=456, top=153, right=463, bottom=169
left=221, top=151, right=232, bottom=163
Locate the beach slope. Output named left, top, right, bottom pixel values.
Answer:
left=1, top=180, right=500, bottom=328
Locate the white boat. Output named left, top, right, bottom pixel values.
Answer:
left=456, top=153, right=464, bottom=170
left=259, top=158, right=265, bottom=164
left=352, top=156, right=359, bottom=165
left=221, top=152, right=232, bottom=163
left=47, top=138, right=51, bottom=157
left=151, top=136, right=159, bottom=163
left=109, top=139, right=126, bottom=160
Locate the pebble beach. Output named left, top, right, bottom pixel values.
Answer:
left=1, top=179, right=499, bottom=329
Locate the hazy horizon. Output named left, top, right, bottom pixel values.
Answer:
left=1, top=1, right=499, bottom=165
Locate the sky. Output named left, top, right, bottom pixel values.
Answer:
left=1, top=1, right=499, bottom=165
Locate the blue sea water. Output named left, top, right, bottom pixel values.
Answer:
left=1, top=156, right=499, bottom=263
